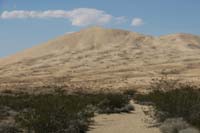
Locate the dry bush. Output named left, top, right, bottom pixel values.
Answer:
left=135, top=77, right=200, bottom=130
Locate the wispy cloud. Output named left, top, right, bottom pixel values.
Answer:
left=114, top=16, right=127, bottom=24
left=65, top=31, right=75, bottom=34
left=131, top=18, right=144, bottom=27
left=67, top=8, right=113, bottom=26
left=0, top=8, right=126, bottom=27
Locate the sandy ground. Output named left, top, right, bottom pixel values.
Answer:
left=0, top=27, right=200, bottom=91
left=88, top=101, right=161, bottom=133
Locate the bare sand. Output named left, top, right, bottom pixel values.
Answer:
left=88, top=101, right=161, bottom=133
left=0, top=27, right=200, bottom=91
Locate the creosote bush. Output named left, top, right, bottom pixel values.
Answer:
left=0, top=89, right=134, bottom=133
left=135, top=77, right=200, bottom=130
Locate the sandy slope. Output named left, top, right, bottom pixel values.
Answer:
left=0, top=26, right=200, bottom=91
left=88, top=101, right=160, bottom=133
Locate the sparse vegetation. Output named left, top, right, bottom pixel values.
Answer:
left=0, top=89, right=133, bottom=133
left=160, top=118, right=189, bottom=133
left=2, top=76, right=200, bottom=132
left=135, top=77, right=200, bottom=130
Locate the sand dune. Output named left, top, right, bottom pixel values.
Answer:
left=0, top=26, right=200, bottom=91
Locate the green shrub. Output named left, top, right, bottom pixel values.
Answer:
left=97, top=93, right=131, bottom=113
left=135, top=78, right=200, bottom=129
left=0, top=90, right=133, bottom=133
left=123, top=89, right=136, bottom=97
left=160, top=118, right=189, bottom=133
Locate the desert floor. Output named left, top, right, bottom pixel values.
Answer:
left=88, top=101, right=160, bottom=133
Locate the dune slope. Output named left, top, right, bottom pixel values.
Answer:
left=0, top=26, right=200, bottom=91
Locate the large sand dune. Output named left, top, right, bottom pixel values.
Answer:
left=0, top=26, right=200, bottom=91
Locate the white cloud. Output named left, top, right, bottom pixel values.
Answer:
left=65, top=31, right=75, bottom=34
left=67, top=8, right=112, bottom=26
left=1, top=10, right=69, bottom=19
left=0, top=8, right=126, bottom=27
left=131, top=18, right=144, bottom=26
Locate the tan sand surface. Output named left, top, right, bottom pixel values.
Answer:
left=0, top=27, right=200, bottom=91
left=88, top=101, right=160, bottom=133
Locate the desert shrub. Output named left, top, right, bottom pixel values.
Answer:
left=135, top=78, right=200, bottom=129
left=1, top=89, right=14, bottom=94
left=0, top=124, right=19, bottom=133
left=160, top=118, right=200, bottom=133
left=160, top=118, right=189, bottom=133
left=179, top=127, right=200, bottom=133
left=0, top=90, right=133, bottom=133
left=97, top=93, right=132, bottom=113
left=123, top=89, right=136, bottom=98
left=149, top=76, right=181, bottom=91
left=15, top=95, right=94, bottom=133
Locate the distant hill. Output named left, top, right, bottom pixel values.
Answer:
left=0, top=26, right=200, bottom=91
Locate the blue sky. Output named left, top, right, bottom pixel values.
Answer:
left=0, top=0, right=200, bottom=57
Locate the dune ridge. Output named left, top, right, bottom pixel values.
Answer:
left=0, top=26, right=200, bottom=91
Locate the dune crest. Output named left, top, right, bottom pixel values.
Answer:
left=0, top=27, right=200, bottom=90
